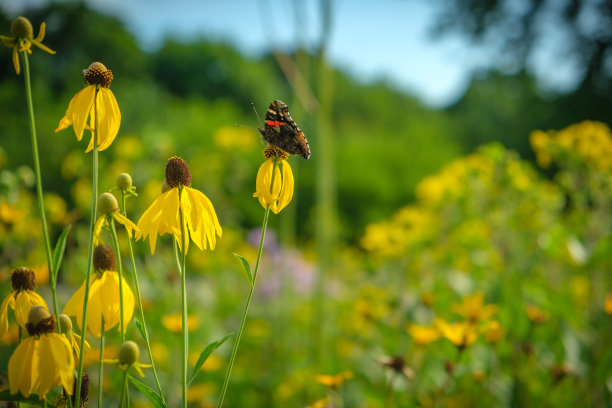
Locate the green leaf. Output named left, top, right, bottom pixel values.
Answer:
left=128, top=376, right=166, bottom=408
left=0, top=389, right=53, bottom=406
left=187, top=333, right=233, bottom=387
left=134, top=318, right=148, bottom=341
left=233, top=253, right=253, bottom=286
left=51, top=224, right=72, bottom=286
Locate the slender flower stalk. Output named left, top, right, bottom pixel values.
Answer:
left=20, top=37, right=59, bottom=330
left=218, top=151, right=283, bottom=407
left=179, top=194, right=188, bottom=408
left=98, top=318, right=104, bottom=408
left=109, top=219, right=126, bottom=341
left=74, top=89, right=99, bottom=408
left=118, top=175, right=166, bottom=403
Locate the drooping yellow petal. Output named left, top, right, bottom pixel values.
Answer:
left=38, top=334, right=74, bottom=398
left=274, top=160, right=294, bottom=214
left=9, top=337, right=40, bottom=397
left=12, top=47, right=20, bottom=75
left=0, top=293, right=14, bottom=337
left=14, top=291, right=48, bottom=328
left=185, top=187, right=222, bottom=250
left=113, top=212, right=139, bottom=238
left=136, top=189, right=174, bottom=254
left=93, top=215, right=107, bottom=245
left=63, top=275, right=96, bottom=334
left=55, top=85, right=96, bottom=141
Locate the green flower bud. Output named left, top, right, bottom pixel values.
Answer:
left=97, top=192, right=118, bottom=215
left=116, top=173, right=133, bottom=190
left=10, top=16, right=33, bottom=39
left=118, top=340, right=140, bottom=366
left=58, top=314, right=73, bottom=333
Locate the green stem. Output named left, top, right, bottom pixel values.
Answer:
left=74, top=86, right=100, bottom=407
left=217, top=206, right=271, bottom=408
left=21, top=52, right=59, bottom=328
left=178, top=187, right=188, bottom=408
left=98, top=318, right=105, bottom=408
left=121, top=191, right=166, bottom=403
left=118, top=370, right=129, bottom=408
left=217, top=159, right=278, bottom=408
left=109, top=219, right=126, bottom=341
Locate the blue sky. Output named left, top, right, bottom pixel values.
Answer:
left=1, top=0, right=575, bottom=107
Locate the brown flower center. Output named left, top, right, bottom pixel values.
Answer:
left=165, top=156, right=192, bottom=188
left=93, top=244, right=116, bottom=271
left=263, top=145, right=289, bottom=160
left=11, top=267, right=35, bottom=291
left=82, top=62, right=113, bottom=87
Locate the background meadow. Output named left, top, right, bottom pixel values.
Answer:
left=1, top=1, right=612, bottom=407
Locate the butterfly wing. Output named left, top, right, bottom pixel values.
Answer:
left=259, top=100, right=310, bottom=159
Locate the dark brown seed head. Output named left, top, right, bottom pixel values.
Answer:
left=93, top=244, right=116, bottom=271
left=82, top=62, right=113, bottom=87
left=263, top=145, right=289, bottom=160
left=63, top=373, right=89, bottom=406
left=11, top=267, right=35, bottom=291
left=165, top=156, right=191, bottom=188
left=26, top=306, right=55, bottom=335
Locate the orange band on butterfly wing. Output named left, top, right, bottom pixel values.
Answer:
left=266, top=120, right=286, bottom=127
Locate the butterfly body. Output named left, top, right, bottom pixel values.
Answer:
left=258, top=100, right=311, bottom=159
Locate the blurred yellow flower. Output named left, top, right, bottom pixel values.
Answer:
left=253, top=148, right=294, bottom=214
left=0, top=17, right=55, bottom=75
left=0, top=201, right=26, bottom=224
left=214, top=126, right=256, bottom=151
left=407, top=323, right=441, bottom=345
left=136, top=157, right=222, bottom=254
left=162, top=313, right=200, bottom=333
left=63, top=245, right=134, bottom=338
left=605, top=294, right=612, bottom=315
left=526, top=305, right=548, bottom=324
left=55, top=62, right=120, bottom=152
left=434, top=318, right=479, bottom=348
left=482, top=320, right=504, bottom=343
left=315, top=371, right=353, bottom=388
left=451, top=291, right=498, bottom=323
left=0, top=267, right=48, bottom=336
left=306, top=396, right=333, bottom=408
left=186, top=383, right=216, bottom=402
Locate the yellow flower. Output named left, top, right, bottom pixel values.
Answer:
left=605, top=293, right=612, bottom=315
left=161, top=313, right=200, bottom=333
left=526, top=305, right=548, bottom=324
left=407, top=323, right=441, bottom=345
left=0, top=17, right=55, bottom=75
left=0, top=267, right=48, bottom=337
left=253, top=146, right=294, bottom=214
left=104, top=340, right=151, bottom=378
left=482, top=320, right=504, bottom=343
left=58, top=314, right=90, bottom=358
left=93, top=192, right=138, bottom=245
left=136, top=156, right=222, bottom=254
left=451, top=291, right=498, bottom=323
left=8, top=306, right=74, bottom=398
left=434, top=318, right=479, bottom=348
left=55, top=62, right=120, bottom=152
left=63, top=244, right=134, bottom=338
left=315, top=371, right=353, bottom=388
left=307, top=396, right=333, bottom=408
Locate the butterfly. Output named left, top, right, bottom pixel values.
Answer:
left=258, top=100, right=311, bottom=159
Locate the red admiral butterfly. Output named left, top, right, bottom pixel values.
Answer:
left=258, top=100, right=311, bottom=159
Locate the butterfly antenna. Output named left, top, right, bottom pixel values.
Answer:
left=235, top=123, right=258, bottom=131
left=251, top=102, right=263, bottom=124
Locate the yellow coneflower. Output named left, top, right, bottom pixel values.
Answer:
left=0, top=267, right=48, bottom=336
left=8, top=306, right=74, bottom=398
left=104, top=340, right=151, bottom=378
left=93, top=192, right=138, bottom=245
left=63, top=244, right=134, bottom=338
left=55, top=62, right=120, bottom=152
left=253, top=145, right=294, bottom=214
left=136, top=156, right=222, bottom=254
left=0, top=16, right=55, bottom=75
left=58, top=314, right=90, bottom=357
